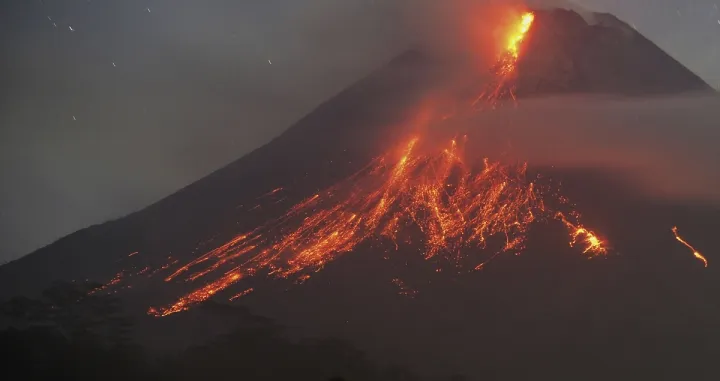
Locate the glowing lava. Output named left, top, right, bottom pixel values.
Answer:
left=473, top=11, right=535, bottom=108
left=672, top=226, right=708, bottom=267
left=556, top=212, right=607, bottom=256
left=151, top=135, right=606, bottom=317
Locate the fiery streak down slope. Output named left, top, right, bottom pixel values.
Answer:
left=473, top=12, right=535, bottom=108
left=153, top=136, right=606, bottom=317
left=672, top=226, right=708, bottom=267
left=148, top=11, right=606, bottom=317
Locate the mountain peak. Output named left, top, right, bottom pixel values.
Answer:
left=515, top=8, right=713, bottom=96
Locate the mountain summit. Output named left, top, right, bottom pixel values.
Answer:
left=515, top=8, right=713, bottom=95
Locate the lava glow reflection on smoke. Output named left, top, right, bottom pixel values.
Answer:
left=146, top=11, right=609, bottom=317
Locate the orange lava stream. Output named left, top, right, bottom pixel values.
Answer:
left=473, top=12, right=535, bottom=108
left=147, top=11, right=607, bottom=317
left=229, top=287, right=254, bottom=301
left=507, top=13, right=535, bottom=60
left=672, top=226, right=708, bottom=267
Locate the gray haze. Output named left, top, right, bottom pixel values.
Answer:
left=456, top=95, right=720, bottom=205
left=1, top=0, right=718, bottom=262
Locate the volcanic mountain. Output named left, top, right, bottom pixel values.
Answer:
left=2, top=7, right=719, bottom=380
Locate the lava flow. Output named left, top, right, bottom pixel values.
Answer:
left=672, top=226, right=708, bottom=267
left=146, top=11, right=607, bottom=317
left=473, top=11, right=535, bottom=108
left=152, top=134, right=607, bottom=317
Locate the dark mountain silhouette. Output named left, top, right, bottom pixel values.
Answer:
left=0, top=8, right=712, bottom=296
left=2, top=8, right=720, bottom=381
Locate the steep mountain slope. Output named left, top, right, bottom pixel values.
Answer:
left=0, top=50, right=440, bottom=297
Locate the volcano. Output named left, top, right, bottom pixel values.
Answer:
left=2, top=7, right=719, bottom=380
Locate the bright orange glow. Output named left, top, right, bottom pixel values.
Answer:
left=672, top=226, right=708, bottom=267
left=506, top=13, right=535, bottom=59
left=473, top=12, right=535, bottom=108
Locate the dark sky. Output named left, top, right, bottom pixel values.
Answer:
left=0, top=0, right=718, bottom=263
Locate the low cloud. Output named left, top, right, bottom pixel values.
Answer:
left=458, top=94, right=720, bottom=204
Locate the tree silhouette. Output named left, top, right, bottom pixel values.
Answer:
left=1, top=285, right=430, bottom=381
left=0, top=281, right=147, bottom=381
left=2, top=280, right=132, bottom=345
left=157, top=302, right=421, bottom=381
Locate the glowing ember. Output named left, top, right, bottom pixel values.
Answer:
left=556, top=212, right=607, bottom=256
left=159, top=270, right=245, bottom=316
left=672, top=226, right=708, bottom=267
left=506, top=12, right=535, bottom=60
left=229, top=288, right=254, bottom=301
left=89, top=271, right=124, bottom=295
left=392, top=278, right=418, bottom=298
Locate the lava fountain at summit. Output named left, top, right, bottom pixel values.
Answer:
left=506, top=12, right=535, bottom=61
left=145, top=11, right=612, bottom=317
left=473, top=11, right=534, bottom=108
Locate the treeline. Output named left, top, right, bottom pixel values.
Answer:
left=0, top=281, right=449, bottom=381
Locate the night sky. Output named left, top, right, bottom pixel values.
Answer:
left=1, top=0, right=718, bottom=262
